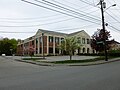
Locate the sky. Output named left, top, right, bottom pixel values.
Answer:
left=0, top=0, right=120, bottom=42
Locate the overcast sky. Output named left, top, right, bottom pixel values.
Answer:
left=0, top=0, right=120, bottom=42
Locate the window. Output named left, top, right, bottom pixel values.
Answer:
left=55, top=48, right=59, bottom=54
left=32, top=40, right=34, bottom=45
left=24, top=43, right=28, bottom=47
left=49, top=47, right=53, bottom=53
left=87, top=48, right=90, bottom=53
left=55, top=37, right=59, bottom=43
left=39, top=37, right=42, bottom=43
left=83, top=48, right=85, bottom=53
left=61, top=38, right=64, bottom=43
left=77, top=37, right=81, bottom=44
left=36, top=38, right=38, bottom=44
left=82, top=38, right=85, bottom=44
left=78, top=48, right=81, bottom=54
left=39, top=48, right=42, bottom=54
left=49, top=36, right=53, bottom=42
left=87, top=39, right=90, bottom=44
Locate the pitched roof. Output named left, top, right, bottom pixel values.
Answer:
left=113, top=40, right=120, bottom=44
left=38, top=29, right=67, bottom=36
left=68, top=30, right=90, bottom=37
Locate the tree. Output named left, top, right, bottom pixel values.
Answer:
left=59, top=37, right=80, bottom=60
left=0, top=38, right=18, bottom=55
left=91, top=29, right=112, bottom=52
left=9, top=39, right=18, bottom=54
left=29, top=47, right=35, bottom=58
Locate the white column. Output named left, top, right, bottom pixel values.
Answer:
left=59, top=37, right=61, bottom=54
left=34, top=38, right=36, bottom=55
left=53, top=36, right=55, bottom=55
left=47, top=36, right=49, bottom=55
left=23, top=43, right=24, bottom=56
left=42, top=36, right=43, bottom=55
left=37, top=37, right=40, bottom=54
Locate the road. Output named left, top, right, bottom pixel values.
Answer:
left=0, top=56, right=120, bottom=90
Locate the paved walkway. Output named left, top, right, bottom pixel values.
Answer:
left=12, top=56, right=120, bottom=66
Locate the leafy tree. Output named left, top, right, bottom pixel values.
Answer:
left=59, top=37, right=80, bottom=60
left=9, top=39, right=18, bottom=54
left=0, top=38, right=18, bottom=55
left=29, top=47, right=35, bottom=58
left=91, top=29, right=112, bottom=52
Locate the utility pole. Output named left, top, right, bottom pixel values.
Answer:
left=100, top=0, right=108, bottom=61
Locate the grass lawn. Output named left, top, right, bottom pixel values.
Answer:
left=50, top=57, right=105, bottom=64
left=22, top=56, right=119, bottom=64
left=22, top=57, right=45, bottom=61
left=46, top=56, right=119, bottom=64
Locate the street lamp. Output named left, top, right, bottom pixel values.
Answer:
left=104, top=4, right=116, bottom=11
left=99, top=0, right=116, bottom=61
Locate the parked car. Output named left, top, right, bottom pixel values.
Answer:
left=2, top=54, right=6, bottom=56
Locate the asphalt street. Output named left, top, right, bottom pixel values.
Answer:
left=0, top=56, right=120, bottom=90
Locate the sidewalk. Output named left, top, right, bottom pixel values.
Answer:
left=13, top=56, right=120, bottom=66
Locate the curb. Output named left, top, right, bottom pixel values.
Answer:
left=15, top=58, right=120, bottom=66
left=69, top=59, right=120, bottom=66
left=15, top=59, right=54, bottom=66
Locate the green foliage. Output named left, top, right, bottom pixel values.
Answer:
left=50, top=57, right=105, bottom=64
left=0, top=38, right=18, bottom=55
left=59, top=37, right=81, bottom=60
left=22, top=57, right=44, bottom=60
left=91, top=29, right=112, bottom=52
left=108, top=50, right=120, bottom=57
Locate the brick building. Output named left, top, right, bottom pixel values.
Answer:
left=17, top=29, right=94, bottom=56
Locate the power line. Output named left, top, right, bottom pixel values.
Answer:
left=0, top=14, right=61, bottom=20
left=108, top=25, right=120, bottom=32
left=0, top=18, right=76, bottom=27
left=79, top=0, right=97, bottom=7
left=0, top=0, right=100, bottom=27
left=48, top=0, right=101, bottom=20
left=38, top=0, right=100, bottom=22
left=0, top=17, right=75, bottom=24
left=106, top=0, right=120, bottom=17
left=106, top=12, right=120, bottom=24
left=63, top=0, right=90, bottom=8
left=54, top=23, right=99, bottom=31
left=0, top=23, right=98, bottom=33
left=0, top=31, right=35, bottom=33
left=21, top=0, right=100, bottom=25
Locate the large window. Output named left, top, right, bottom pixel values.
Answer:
left=55, top=37, right=59, bottom=43
left=61, top=38, right=64, bottom=43
left=36, top=38, right=38, bottom=44
left=77, top=37, right=81, bottom=44
left=87, top=39, right=90, bottom=44
left=87, top=48, right=89, bottom=53
left=55, top=48, right=59, bottom=54
left=49, top=36, right=53, bottom=42
left=39, top=37, right=42, bottom=43
left=49, top=47, right=53, bottom=53
left=32, top=40, right=34, bottom=45
left=83, top=48, right=85, bottom=53
left=82, top=38, right=85, bottom=44
left=39, top=48, right=42, bottom=54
